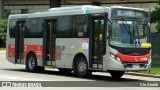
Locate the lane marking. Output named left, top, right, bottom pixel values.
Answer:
left=0, top=75, right=48, bottom=81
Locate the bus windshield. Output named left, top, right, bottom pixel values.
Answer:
left=110, top=19, right=149, bottom=48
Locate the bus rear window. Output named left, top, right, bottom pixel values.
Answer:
left=9, top=19, right=16, bottom=38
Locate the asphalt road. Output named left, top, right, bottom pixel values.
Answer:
left=0, top=51, right=160, bottom=90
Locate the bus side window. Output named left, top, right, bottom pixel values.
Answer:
left=9, top=19, right=16, bottom=38
left=30, top=19, right=38, bottom=38
left=25, top=19, right=38, bottom=38
left=57, top=16, right=72, bottom=38
left=72, top=15, right=88, bottom=38
left=36, top=19, right=43, bottom=38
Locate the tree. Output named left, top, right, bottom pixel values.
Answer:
left=0, top=10, right=10, bottom=47
left=0, top=19, right=7, bottom=47
left=156, top=22, right=160, bottom=32
left=150, top=0, right=160, bottom=32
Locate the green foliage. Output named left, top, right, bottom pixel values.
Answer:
left=151, top=54, right=160, bottom=68
left=0, top=48, right=6, bottom=51
left=138, top=68, right=160, bottom=75
left=0, top=9, right=11, bottom=47
left=150, top=0, right=160, bottom=32
left=156, top=22, right=160, bottom=32
left=0, top=19, right=8, bottom=47
left=3, top=10, right=11, bottom=19
left=150, top=7, right=160, bottom=23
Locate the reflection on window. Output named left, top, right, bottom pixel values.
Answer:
left=36, top=19, right=43, bottom=38
left=9, top=19, right=16, bottom=38
left=30, top=19, right=38, bottom=37
left=25, top=19, right=38, bottom=38
left=57, top=16, right=72, bottom=38
left=73, top=15, right=88, bottom=37
left=110, top=20, right=149, bottom=47
left=25, top=19, right=43, bottom=38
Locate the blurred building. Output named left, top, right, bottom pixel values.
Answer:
left=3, top=0, right=158, bottom=13
left=1, top=0, right=159, bottom=32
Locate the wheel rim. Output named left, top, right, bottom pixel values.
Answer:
left=28, top=57, right=35, bottom=70
left=78, top=61, right=87, bottom=74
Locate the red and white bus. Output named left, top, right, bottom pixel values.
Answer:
left=6, top=5, right=151, bottom=78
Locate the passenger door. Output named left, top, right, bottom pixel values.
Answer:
left=15, top=21, right=25, bottom=64
left=89, top=14, right=107, bottom=69
left=43, top=19, right=56, bottom=66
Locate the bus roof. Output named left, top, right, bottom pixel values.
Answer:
left=48, top=5, right=103, bottom=12
left=9, top=5, right=105, bottom=19
left=110, top=6, right=147, bottom=12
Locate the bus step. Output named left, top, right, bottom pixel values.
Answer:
left=44, top=66, right=55, bottom=69
left=89, top=68, right=102, bottom=71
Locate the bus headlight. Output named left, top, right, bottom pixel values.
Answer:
left=110, top=53, right=116, bottom=59
left=110, top=53, right=121, bottom=63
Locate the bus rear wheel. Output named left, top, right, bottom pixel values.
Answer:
left=109, top=70, right=125, bottom=79
left=74, top=57, right=92, bottom=77
left=26, top=53, right=38, bottom=72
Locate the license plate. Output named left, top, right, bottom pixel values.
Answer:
left=133, top=64, right=140, bottom=68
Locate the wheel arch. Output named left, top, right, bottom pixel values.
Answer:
left=25, top=51, right=37, bottom=65
left=72, top=53, right=88, bottom=69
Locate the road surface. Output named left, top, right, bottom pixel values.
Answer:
left=0, top=51, right=159, bottom=90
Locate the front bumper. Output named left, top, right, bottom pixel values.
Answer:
left=106, top=57, right=151, bottom=71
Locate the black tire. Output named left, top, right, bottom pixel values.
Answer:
left=58, top=68, right=72, bottom=74
left=37, top=66, right=45, bottom=72
left=109, top=70, right=125, bottom=79
left=74, top=57, right=92, bottom=77
left=26, top=53, right=38, bottom=72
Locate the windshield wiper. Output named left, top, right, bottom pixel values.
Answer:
left=122, top=21, right=133, bottom=43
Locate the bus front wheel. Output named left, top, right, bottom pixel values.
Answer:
left=109, top=70, right=125, bottom=79
left=74, top=57, right=92, bottom=77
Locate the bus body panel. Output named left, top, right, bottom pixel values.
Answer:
left=6, top=5, right=151, bottom=74
left=6, top=5, right=106, bottom=69
left=55, top=38, right=89, bottom=69
left=7, top=38, right=15, bottom=64
left=7, top=38, right=43, bottom=65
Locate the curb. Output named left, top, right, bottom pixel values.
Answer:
left=126, top=72, right=160, bottom=78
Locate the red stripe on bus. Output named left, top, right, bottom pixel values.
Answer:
left=116, top=53, right=150, bottom=63
left=8, top=44, right=15, bottom=58
left=8, top=44, right=59, bottom=60
left=23, top=45, right=43, bottom=59
left=55, top=49, right=59, bottom=60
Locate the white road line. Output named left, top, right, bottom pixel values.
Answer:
left=0, top=75, right=48, bottom=81
left=0, top=74, right=94, bottom=81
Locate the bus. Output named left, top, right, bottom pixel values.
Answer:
left=6, top=5, right=151, bottom=79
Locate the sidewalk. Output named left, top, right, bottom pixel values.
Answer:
left=0, top=50, right=6, bottom=53
left=126, top=72, right=160, bottom=78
